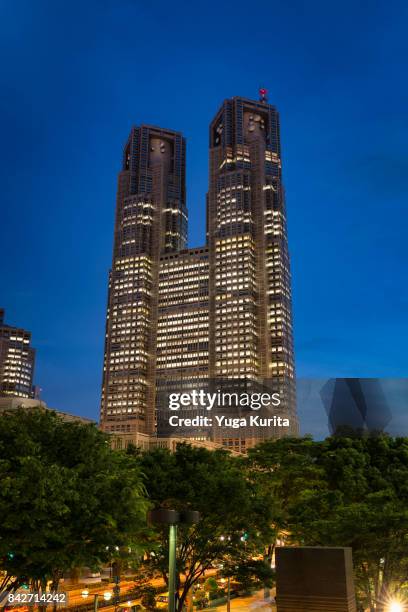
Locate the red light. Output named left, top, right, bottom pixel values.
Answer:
left=259, top=88, right=267, bottom=97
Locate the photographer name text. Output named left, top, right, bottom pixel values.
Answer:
left=167, top=390, right=290, bottom=428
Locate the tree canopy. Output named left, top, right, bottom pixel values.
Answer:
left=133, top=443, right=275, bottom=611
left=2, top=408, right=408, bottom=612
left=0, top=408, right=148, bottom=595
left=248, top=435, right=408, bottom=611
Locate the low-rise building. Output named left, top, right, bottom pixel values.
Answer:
left=0, top=396, right=95, bottom=424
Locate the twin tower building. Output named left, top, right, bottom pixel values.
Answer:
left=100, top=93, right=298, bottom=452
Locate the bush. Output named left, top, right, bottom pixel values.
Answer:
left=140, top=586, right=157, bottom=611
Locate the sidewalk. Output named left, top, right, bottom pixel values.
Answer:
left=214, top=591, right=276, bottom=611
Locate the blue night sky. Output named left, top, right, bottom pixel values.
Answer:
left=1, top=0, right=407, bottom=423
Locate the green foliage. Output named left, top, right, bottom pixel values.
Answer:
left=204, top=577, right=218, bottom=593
left=248, top=435, right=408, bottom=610
left=0, top=408, right=149, bottom=591
left=193, top=588, right=207, bottom=609
left=232, top=559, right=274, bottom=593
left=139, top=585, right=157, bottom=610
left=135, top=443, right=275, bottom=611
left=4, top=408, right=407, bottom=612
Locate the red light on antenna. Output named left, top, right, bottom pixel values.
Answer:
left=259, top=88, right=268, bottom=97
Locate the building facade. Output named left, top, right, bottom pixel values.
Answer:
left=100, top=126, right=187, bottom=434
left=0, top=309, right=35, bottom=398
left=207, top=95, right=298, bottom=449
left=156, top=247, right=210, bottom=438
left=100, top=94, right=298, bottom=448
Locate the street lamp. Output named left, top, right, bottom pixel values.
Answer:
left=81, top=589, right=112, bottom=612
left=105, top=545, right=120, bottom=579
left=219, top=578, right=231, bottom=612
left=147, top=508, right=200, bottom=612
left=218, top=531, right=248, bottom=612
left=388, top=602, right=404, bottom=612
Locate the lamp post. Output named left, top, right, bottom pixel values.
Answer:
left=147, top=508, right=200, bottom=612
left=105, top=545, right=120, bottom=580
left=220, top=577, right=231, bottom=612
left=112, top=575, right=121, bottom=605
left=219, top=531, right=247, bottom=612
left=227, top=576, right=231, bottom=612
left=81, top=590, right=112, bottom=612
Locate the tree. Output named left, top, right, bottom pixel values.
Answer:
left=203, top=576, right=218, bottom=597
left=231, top=558, right=275, bottom=594
left=248, top=435, right=408, bottom=611
left=140, top=585, right=157, bottom=611
left=133, top=443, right=275, bottom=612
left=0, top=408, right=148, bottom=599
left=246, top=436, right=322, bottom=560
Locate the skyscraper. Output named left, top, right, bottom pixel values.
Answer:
left=100, top=93, right=298, bottom=448
left=100, top=126, right=187, bottom=434
left=207, top=94, right=298, bottom=448
left=0, top=309, right=36, bottom=398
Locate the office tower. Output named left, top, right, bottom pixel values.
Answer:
left=207, top=94, right=298, bottom=448
left=101, top=93, right=298, bottom=448
left=100, top=126, right=187, bottom=434
left=0, top=308, right=36, bottom=398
